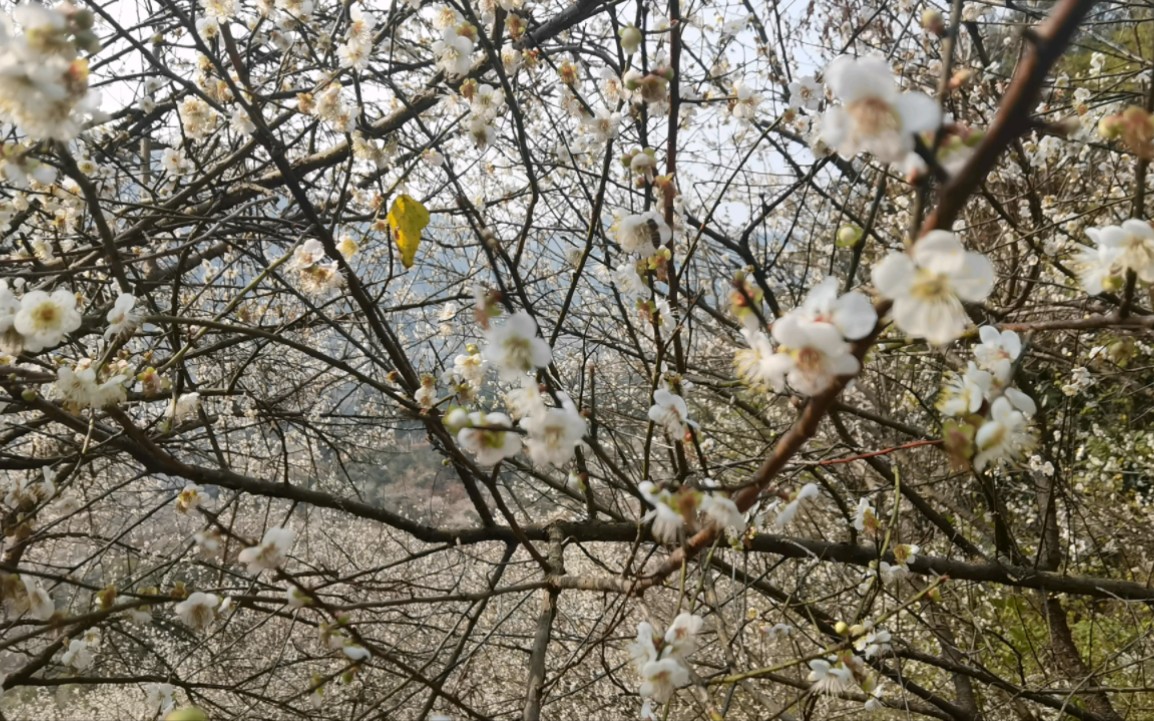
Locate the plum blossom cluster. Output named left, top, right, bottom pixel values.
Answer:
left=938, top=327, right=1037, bottom=471
left=639, top=480, right=745, bottom=545
left=860, top=540, right=921, bottom=588
left=338, top=4, right=376, bottom=70
left=52, top=358, right=129, bottom=410
left=287, top=239, right=345, bottom=295
left=820, top=54, right=941, bottom=165
left=623, top=66, right=673, bottom=114
left=2, top=467, right=56, bottom=512
left=0, top=2, right=100, bottom=141
left=629, top=613, right=702, bottom=711
left=446, top=308, right=587, bottom=469
left=579, top=107, right=621, bottom=148
left=0, top=142, right=57, bottom=188
left=1078, top=218, right=1154, bottom=294
left=807, top=647, right=886, bottom=710
left=299, top=82, right=358, bottom=133
left=873, top=230, right=994, bottom=345
left=735, top=278, right=876, bottom=396
left=432, top=8, right=476, bottom=79
left=1, top=573, right=54, bottom=621
left=461, top=81, right=504, bottom=147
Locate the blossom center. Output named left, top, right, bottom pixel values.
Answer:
left=503, top=337, right=532, bottom=369
left=847, top=97, right=899, bottom=136
left=30, top=302, right=59, bottom=329
left=794, top=347, right=823, bottom=374
left=911, top=272, right=950, bottom=302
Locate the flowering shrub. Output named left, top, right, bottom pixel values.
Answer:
left=2, top=1, right=1153, bottom=721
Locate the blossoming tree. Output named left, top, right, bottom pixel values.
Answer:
left=1, top=0, right=1152, bottom=719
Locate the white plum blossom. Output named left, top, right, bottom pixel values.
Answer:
left=520, top=404, right=586, bottom=467
left=145, top=683, right=176, bottom=715
left=196, top=15, right=220, bottom=39
left=763, top=314, right=859, bottom=395
left=482, top=311, right=552, bottom=380
left=0, top=280, right=21, bottom=349
left=640, top=481, right=684, bottom=544
left=61, top=638, right=93, bottom=670
left=648, top=502, right=683, bottom=544
left=796, top=277, right=877, bottom=340
left=973, top=397, right=1035, bottom=471
left=13, top=289, right=82, bottom=352
left=973, top=326, right=1022, bottom=383
left=730, top=79, right=760, bottom=120
left=734, top=328, right=777, bottom=388
left=167, top=392, right=201, bottom=424
left=639, top=657, right=689, bottom=703
left=457, top=411, right=521, bottom=465
left=161, top=147, right=189, bottom=176
left=877, top=560, right=910, bottom=585
left=194, top=529, right=222, bottom=558
left=852, top=497, right=878, bottom=534
left=663, top=613, right=703, bottom=660
left=821, top=54, right=941, bottom=163
left=23, top=576, right=53, bottom=621
left=286, top=586, right=309, bottom=609
left=229, top=105, right=255, bottom=136
left=288, top=238, right=328, bottom=270
left=699, top=493, right=744, bottom=537
left=104, top=293, right=140, bottom=338
left=807, top=657, right=854, bottom=695
left=854, top=627, right=893, bottom=659
left=616, top=210, right=670, bottom=255
left=629, top=614, right=700, bottom=704
left=582, top=108, right=620, bottom=143
left=503, top=377, right=546, bottom=420
left=1080, top=219, right=1154, bottom=292
left=433, top=31, right=474, bottom=78
left=770, top=482, right=820, bottom=530
left=938, top=362, right=993, bottom=417
left=788, top=75, right=822, bottom=111
left=414, top=378, right=437, bottom=409
left=452, top=350, right=485, bottom=385
left=178, top=96, right=217, bottom=140
left=174, top=591, right=219, bottom=630
left=238, top=526, right=294, bottom=574
left=337, top=4, right=375, bottom=70
left=629, top=620, right=658, bottom=668
left=648, top=388, right=691, bottom=438
left=1004, top=386, right=1037, bottom=416
left=612, top=260, right=647, bottom=297
left=176, top=483, right=208, bottom=513
left=872, top=230, right=995, bottom=345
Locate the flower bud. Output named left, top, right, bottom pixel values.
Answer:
left=921, top=9, right=946, bottom=36
left=619, top=25, right=642, bottom=54
left=443, top=406, right=469, bottom=432
left=1098, top=114, right=1124, bottom=139
left=836, top=224, right=863, bottom=248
